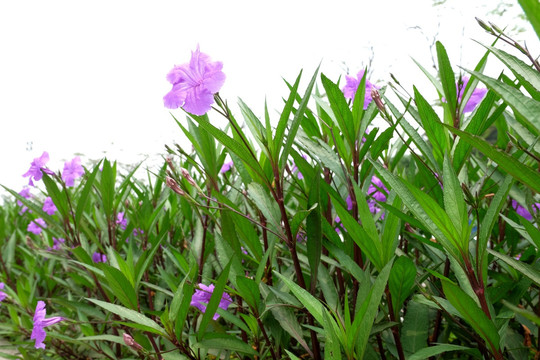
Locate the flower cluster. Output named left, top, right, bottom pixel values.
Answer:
left=190, top=283, right=232, bottom=320
left=0, top=283, right=6, bottom=302
left=512, top=200, right=540, bottom=221
left=164, top=46, right=226, bottom=116
left=43, top=197, right=57, bottom=216
left=92, top=252, right=107, bottom=264
left=47, top=238, right=65, bottom=251
left=28, top=218, right=47, bottom=235
left=116, top=212, right=127, bottom=230
left=458, top=76, right=487, bottom=113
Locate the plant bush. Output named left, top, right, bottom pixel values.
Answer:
left=0, top=18, right=539, bottom=360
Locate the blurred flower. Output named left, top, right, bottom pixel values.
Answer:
left=62, top=157, right=85, bottom=187
left=514, top=253, right=522, bottom=261
left=23, top=152, right=52, bottom=186
left=334, top=216, right=345, bottom=234
left=367, top=176, right=388, bottom=219
left=342, top=70, right=378, bottom=110
left=31, top=301, right=63, bottom=349
left=92, top=252, right=107, bottom=263
left=42, top=197, right=57, bottom=216
left=164, top=45, right=226, bottom=116
left=18, top=187, right=32, bottom=214
left=132, top=228, right=144, bottom=237
left=220, top=161, right=233, bottom=174
left=346, top=195, right=353, bottom=211
left=47, top=237, right=65, bottom=251
left=28, top=218, right=46, bottom=235
left=190, top=283, right=232, bottom=320
left=458, top=77, right=487, bottom=113
left=511, top=200, right=540, bottom=221
left=0, top=283, right=6, bottom=302
left=116, top=212, right=127, bottom=230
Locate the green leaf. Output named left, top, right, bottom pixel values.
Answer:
left=518, top=0, right=540, bottom=40
left=236, top=276, right=260, bottom=311
left=488, top=249, right=540, bottom=286
left=274, top=272, right=324, bottom=325
left=408, top=344, right=471, bottom=360
left=320, top=73, right=354, bottom=146
left=389, top=256, right=416, bottom=318
left=77, top=335, right=125, bottom=345
left=502, top=300, right=540, bottom=327
left=75, top=163, right=100, bottom=226
left=480, top=43, right=540, bottom=101
left=306, top=167, right=322, bottom=291
left=445, top=125, right=540, bottom=193
left=413, top=86, right=448, bottom=162
left=279, top=65, right=319, bottom=171
left=436, top=41, right=457, bottom=118
left=402, top=301, right=429, bottom=355
left=101, top=265, right=138, bottom=310
left=199, top=334, right=258, bottom=356
left=247, top=183, right=281, bottom=231
left=465, top=69, right=540, bottom=136
left=87, top=298, right=166, bottom=335
left=442, top=154, right=468, bottom=250
left=442, top=280, right=500, bottom=352
left=274, top=72, right=302, bottom=157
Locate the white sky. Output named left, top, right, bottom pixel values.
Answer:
left=0, top=0, right=536, bottom=197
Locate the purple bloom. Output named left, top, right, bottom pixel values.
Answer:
left=291, top=155, right=308, bottom=180
left=0, top=283, right=6, bottom=302
left=458, top=77, right=487, bottom=113
left=31, top=301, right=63, bottom=349
left=28, top=218, right=46, bottom=235
left=116, top=212, right=127, bottom=230
left=42, top=197, right=57, bottom=216
left=164, top=45, right=226, bottom=116
left=22, top=152, right=51, bottom=186
left=62, top=157, right=84, bottom=187
left=18, top=187, right=32, bottom=206
left=220, top=161, right=233, bottom=174
left=367, top=176, right=388, bottom=219
left=342, top=70, right=378, bottom=110
left=47, top=237, right=65, bottom=251
left=190, top=283, right=232, bottom=320
left=92, top=252, right=107, bottom=263
left=334, top=216, right=346, bottom=234
left=346, top=195, right=353, bottom=211
left=511, top=200, right=540, bottom=221
left=132, top=228, right=144, bottom=237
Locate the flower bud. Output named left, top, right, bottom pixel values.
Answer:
left=180, top=168, right=198, bottom=187
left=371, top=89, right=386, bottom=114
left=165, top=176, right=185, bottom=196
left=475, top=17, right=492, bottom=33
left=123, top=333, right=143, bottom=351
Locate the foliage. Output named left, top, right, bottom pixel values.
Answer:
left=0, top=21, right=539, bottom=360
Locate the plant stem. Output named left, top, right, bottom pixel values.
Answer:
left=385, top=287, right=406, bottom=360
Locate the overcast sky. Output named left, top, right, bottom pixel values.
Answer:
left=0, top=0, right=536, bottom=197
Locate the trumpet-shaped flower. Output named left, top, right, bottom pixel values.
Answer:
left=458, top=77, right=487, bottom=113
left=47, top=237, right=65, bottom=251
left=190, top=283, right=232, bottom=320
left=0, top=283, right=6, bottom=302
left=28, top=218, right=47, bottom=235
left=511, top=200, right=540, bottom=221
left=164, top=46, right=226, bottom=116
left=342, top=70, right=378, bottom=110
left=31, top=301, right=63, bottom=349
left=43, top=197, right=57, bottom=215
left=23, top=152, right=52, bottom=186
left=62, top=157, right=85, bottom=187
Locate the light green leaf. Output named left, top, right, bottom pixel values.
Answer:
left=488, top=249, right=540, bottom=286
left=408, top=344, right=471, bottom=360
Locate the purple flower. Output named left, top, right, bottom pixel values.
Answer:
left=92, top=252, right=107, bottom=263
left=346, top=195, right=353, bottom=211
left=190, top=283, right=232, bottom=320
left=28, top=218, right=47, bottom=235
left=31, top=301, right=63, bottom=349
left=47, top=237, right=65, bottom=251
left=511, top=200, right=540, bottom=221
left=164, top=45, right=226, bottom=116
left=0, top=283, right=6, bottom=302
left=132, top=228, right=144, bottom=237
left=367, top=176, right=388, bottom=219
left=291, top=155, right=308, bottom=180
left=18, top=187, right=32, bottom=206
left=458, top=77, right=487, bottom=113
left=220, top=161, right=234, bottom=174
left=342, top=70, right=378, bottom=110
left=116, top=212, right=127, bottom=230
left=22, top=152, right=51, bottom=186
left=62, top=157, right=85, bottom=187
left=334, top=216, right=346, bottom=234
left=42, top=197, right=57, bottom=216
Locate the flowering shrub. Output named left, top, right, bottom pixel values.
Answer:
left=0, top=20, right=540, bottom=360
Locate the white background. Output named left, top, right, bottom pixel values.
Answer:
left=0, top=0, right=536, bottom=197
